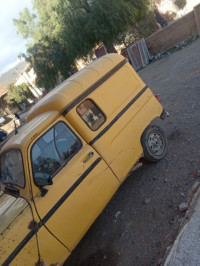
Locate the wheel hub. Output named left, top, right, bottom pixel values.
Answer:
left=148, top=133, right=164, bottom=155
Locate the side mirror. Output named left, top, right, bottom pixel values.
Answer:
left=5, top=185, right=20, bottom=197
left=34, top=173, right=53, bottom=187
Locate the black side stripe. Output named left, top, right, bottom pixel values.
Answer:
left=89, top=85, right=148, bottom=146
left=2, top=227, right=38, bottom=266
left=2, top=157, right=102, bottom=266
left=41, top=157, right=102, bottom=224
left=62, top=59, right=127, bottom=115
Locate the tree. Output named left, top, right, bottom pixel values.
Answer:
left=23, top=39, right=73, bottom=90
left=13, top=1, right=61, bottom=44
left=6, top=83, right=34, bottom=107
left=14, top=0, right=150, bottom=90
left=58, top=0, right=149, bottom=53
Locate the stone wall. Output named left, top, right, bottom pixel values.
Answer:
left=194, top=3, right=200, bottom=36
left=145, top=4, right=200, bottom=55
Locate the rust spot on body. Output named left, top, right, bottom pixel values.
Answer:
left=28, top=220, right=37, bottom=230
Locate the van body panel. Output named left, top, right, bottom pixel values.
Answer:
left=28, top=117, right=119, bottom=251
left=33, top=157, right=119, bottom=251
left=91, top=94, right=163, bottom=180
left=0, top=198, right=39, bottom=266
left=64, top=64, right=163, bottom=181
left=36, top=225, right=70, bottom=265
left=0, top=195, right=70, bottom=265
left=27, top=54, right=125, bottom=122
left=64, top=63, right=145, bottom=141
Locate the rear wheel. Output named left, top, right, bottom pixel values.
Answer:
left=141, top=125, right=167, bottom=162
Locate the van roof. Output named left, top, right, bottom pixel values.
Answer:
left=27, top=54, right=125, bottom=122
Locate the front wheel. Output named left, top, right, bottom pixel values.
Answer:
left=141, top=125, right=167, bottom=162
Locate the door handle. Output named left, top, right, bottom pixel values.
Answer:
left=83, top=152, right=94, bottom=163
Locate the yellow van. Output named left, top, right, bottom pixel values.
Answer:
left=0, top=54, right=167, bottom=265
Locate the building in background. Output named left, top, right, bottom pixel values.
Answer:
left=0, top=60, right=43, bottom=134
left=0, top=60, right=42, bottom=101
left=14, top=64, right=42, bottom=99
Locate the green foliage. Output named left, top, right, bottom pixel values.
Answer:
left=13, top=1, right=61, bottom=43
left=116, top=11, right=158, bottom=47
left=13, top=8, right=37, bottom=41
left=6, top=83, right=34, bottom=107
left=59, top=0, right=149, bottom=54
left=14, top=0, right=150, bottom=90
left=24, top=40, right=73, bottom=90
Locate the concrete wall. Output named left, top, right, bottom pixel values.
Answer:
left=145, top=4, right=200, bottom=55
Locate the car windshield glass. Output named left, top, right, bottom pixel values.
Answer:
left=0, top=149, right=25, bottom=187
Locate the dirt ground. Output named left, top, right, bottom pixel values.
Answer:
left=64, top=38, right=200, bottom=266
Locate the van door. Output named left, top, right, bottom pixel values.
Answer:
left=29, top=118, right=119, bottom=251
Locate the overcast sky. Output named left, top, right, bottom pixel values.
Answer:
left=0, top=0, right=33, bottom=74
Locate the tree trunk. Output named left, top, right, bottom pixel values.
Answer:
left=104, top=42, right=117, bottom=53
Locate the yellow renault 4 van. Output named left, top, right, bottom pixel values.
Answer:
left=0, top=54, right=167, bottom=265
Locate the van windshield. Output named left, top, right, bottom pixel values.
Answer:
left=0, top=149, right=25, bottom=188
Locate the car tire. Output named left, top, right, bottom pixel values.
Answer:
left=141, top=125, right=167, bottom=163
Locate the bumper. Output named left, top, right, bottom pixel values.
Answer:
left=160, top=109, right=169, bottom=120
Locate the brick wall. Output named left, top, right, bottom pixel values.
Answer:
left=145, top=4, right=200, bottom=55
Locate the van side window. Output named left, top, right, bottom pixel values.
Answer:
left=77, top=99, right=105, bottom=131
left=31, top=122, right=82, bottom=186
